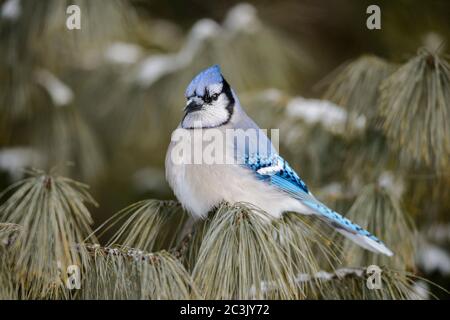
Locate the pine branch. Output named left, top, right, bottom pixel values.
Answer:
left=190, top=202, right=340, bottom=299
left=0, top=169, right=98, bottom=299
left=92, top=199, right=187, bottom=252
left=379, top=50, right=450, bottom=169
left=338, top=184, right=417, bottom=270
left=0, top=173, right=438, bottom=299
left=76, top=243, right=200, bottom=300
left=321, top=55, right=395, bottom=126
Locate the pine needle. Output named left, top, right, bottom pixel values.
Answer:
left=191, top=202, right=299, bottom=299
left=274, top=213, right=342, bottom=298
left=308, top=267, right=433, bottom=300
left=0, top=169, right=98, bottom=299
left=321, top=55, right=395, bottom=127
left=92, top=199, right=187, bottom=252
left=0, top=231, right=20, bottom=299
left=79, top=245, right=199, bottom=299
left=339, top=185, right=417, bottom=270
left=378, top=50, right=450, bottom=169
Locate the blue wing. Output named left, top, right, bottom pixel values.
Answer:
left=242, top=153, right=393, bottom=256
left=243, top=153, right=310, bottom=195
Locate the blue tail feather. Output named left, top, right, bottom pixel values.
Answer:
left=302, top=200, right=393, bottom=256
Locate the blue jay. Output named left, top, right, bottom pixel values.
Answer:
left=165, top=65, right=393, bottom=256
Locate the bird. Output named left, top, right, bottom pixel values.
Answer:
left=165, top=64, right=393, bottom=256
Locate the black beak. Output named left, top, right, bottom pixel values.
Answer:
left=184, top=100, right=202, bottom=113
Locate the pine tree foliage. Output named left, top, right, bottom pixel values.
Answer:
left=304, top=267, right=428, bottom=300
left=0, top=0, right=132, bottom=180
left=1, top=0, right=449, bottom=300
left=0, top=172, right=439, bottom=299
left=94, top=200, right=186, bottom=252
left=190, top=203, right=300, bottom=300
left=322, top=55, right=395, bottom=126
left=320, top=50, right=450, bottom=171
left=78, top=246, right=199, bottom=300
left=379, top=50, right=450, bottom=169
left=338, top=185, right=417, bottom=270
left=0, top=169, right=97, bottom=299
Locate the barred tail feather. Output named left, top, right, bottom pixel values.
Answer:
left=334, top=228, right=394, bottom=256
left=302, top=199, right=394, bottom=256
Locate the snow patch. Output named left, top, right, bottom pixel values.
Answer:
left=378, top=171, right=405, bottom=198
left=286, top=97, right=366, bottom=132
left=0, top=147, right=43, bottom=181
left=418, top=243, right=450, bottom=275
left=1, top=0, right=21, bottom=20
left=426, top=224, right=450, bottom=244
left=256, top=88, right=284, bottom=103
left=136, top=19, right=220, bottom=87
left=412, top=280, right=429, bottom=300
left=135, top=3, right=260, bottom=87
left=35, top=69, right=74, bottom=107
left=105, top=42, right=142, bottom=64
left=137, top=55, right=182, bottom=86
left=223, top=3, right=260, bottom=33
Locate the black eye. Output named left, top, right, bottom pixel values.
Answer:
left=203, top=95, right=212, bottom=103
left=203, top=92, right=219, bottom=104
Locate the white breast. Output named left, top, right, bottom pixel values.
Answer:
left=165, top=127, right=308, bottom=219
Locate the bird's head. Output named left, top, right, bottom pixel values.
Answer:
left=182, top=65, right=235, bottom=129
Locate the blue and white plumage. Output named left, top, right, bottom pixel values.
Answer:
left=165, top=65, right=393, bottom=256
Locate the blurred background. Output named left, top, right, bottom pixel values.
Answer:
left=0, top=0, right=449, bottom=297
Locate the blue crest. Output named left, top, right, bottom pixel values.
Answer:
left=185, top=65, right=223, bottom=98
